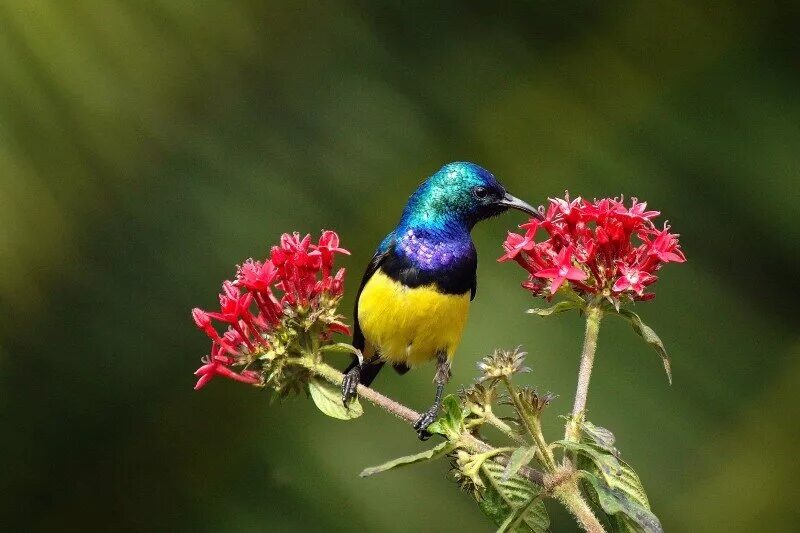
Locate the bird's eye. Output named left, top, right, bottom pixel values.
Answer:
left=473, top=186, right=488, bottom=199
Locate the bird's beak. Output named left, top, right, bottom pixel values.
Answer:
left=498, top=193, right=543, bottom=220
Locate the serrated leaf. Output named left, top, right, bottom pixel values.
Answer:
left=615, top=309, right=672, bottom=384
left=320, top=342, right=361, bottom=355
left=527, top=300, right=584, bottom=317
left=308, top=378, right=363, bottom=420
left=359, top=441, right=454, bottom=477
left=502, top=446, right=538, bottom=481
left=477, top=460, right=549, bottom=533
left=580, top=471, right=663, bottom=533
left=426, top=394, right=467, bottom=439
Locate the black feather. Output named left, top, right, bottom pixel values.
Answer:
left=344, top=234, right=395, bottom=384
left=392, top=363, right=411, bottom=375
left=352, top=234, right=395, bottom=352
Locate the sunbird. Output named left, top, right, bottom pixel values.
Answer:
left=342, top=162, right=541, bottom=439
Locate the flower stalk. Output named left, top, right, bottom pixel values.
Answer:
left=566, top=304, right=603, bottom=443
left=502, top=376, right=557, bottom=472
left=554, top=479, right=605, bottom=533
left=483, top=411, right=528, bottom=446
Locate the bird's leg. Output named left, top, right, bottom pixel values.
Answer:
left=413, top=351, right=451, bottom=440
left=341, top=366, right=360, bottom=406
left=341, top=350, right=365, bottom=406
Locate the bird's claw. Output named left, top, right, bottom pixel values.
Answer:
left=413, top=407, right=439, bottom=441
left=341, top=366, right=360, bottom=406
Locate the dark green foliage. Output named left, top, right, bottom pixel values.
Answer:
left=570, top=422, right=663, bottom=533
left=477, top=460, right=550, bottom=533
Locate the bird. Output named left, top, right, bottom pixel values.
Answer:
left=342, top=161, right=541, bottom=439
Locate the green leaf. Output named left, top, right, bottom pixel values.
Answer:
left=560, top=437, right=650, bottom=510
left=497, top=493, right=544, bottom=533
left=556, top=284, right=587, bottom=304
left=615, top=309, right=672, bottom=384
left=553, top=440, right=623, bottom=485
left=308, top=378, right=363, bottom=420
left=580, top=421, right=617, bottom=452
left=580, top=471, right=663, bottom=533
left=501, top=446, right=538, bottom=481
left=426, top=394, right=467, bottom=439
left=320, top=342, right=360, bottom=355
left=527, top=300, right=584, bottom=317
left=566, top=421, right=660, bottom=532
left=477, top=460, right=549, bottom=533
left=359, top=441, right=455, bottom=477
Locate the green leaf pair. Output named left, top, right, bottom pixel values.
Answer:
left=579, top=472, right=662, bottom=533
left=528, top=292, right=673, bottom=385
left=558, top=421, right=663, bottom=533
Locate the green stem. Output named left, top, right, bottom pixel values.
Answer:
left=530, top=420, right=556, bottom=472
left=502, top=377, right=557, bottom=472
left=484, top=411, right=528, bottom=446
left=555, top=480, right=606, bottom=533
left=565, top=305, right=603, bottom=443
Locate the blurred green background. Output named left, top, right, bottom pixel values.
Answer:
left=1, top=1, right=798, bottom=531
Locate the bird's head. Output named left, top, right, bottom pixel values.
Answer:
left=401, top=162, right=541, bottom=230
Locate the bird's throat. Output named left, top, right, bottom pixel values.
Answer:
left=394, top=226, right=475, bottom=272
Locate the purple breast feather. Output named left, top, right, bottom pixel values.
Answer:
left=398, top=229, right=471, bottom=270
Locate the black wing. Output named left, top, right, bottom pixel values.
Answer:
left=470, top=255, right=477, bottom=301
left=352, top=233, right=395, bottom=352
left=343, top=234, right=395, bottom=384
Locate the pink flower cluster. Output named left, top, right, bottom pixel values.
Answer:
left=499, top=194, right=685, bottom=301
left=192, top=231, right=350, bottom=390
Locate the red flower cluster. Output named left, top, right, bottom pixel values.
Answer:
left=499, top=194, right=684, bottom=301
left=192, top=231, right=350, bottom=390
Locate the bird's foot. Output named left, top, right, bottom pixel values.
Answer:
left=413, top=405, right=440, bottom=441
left=341, top=366, right=360, bottom=406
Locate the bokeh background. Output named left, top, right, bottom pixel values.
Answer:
left=2, top=1, right=799, bottom=531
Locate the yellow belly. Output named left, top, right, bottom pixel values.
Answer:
left=357, top=269, right=470, bottom=367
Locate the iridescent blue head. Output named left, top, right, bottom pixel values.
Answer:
left=386, top=162, right=540, bottom=275
left=398, top=162, right=540, bottom=233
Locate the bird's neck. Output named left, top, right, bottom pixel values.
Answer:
left=394, top=219, right=475, bottom=272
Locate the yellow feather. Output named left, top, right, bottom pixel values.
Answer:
left=357, top=269, right=470, bottom=367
